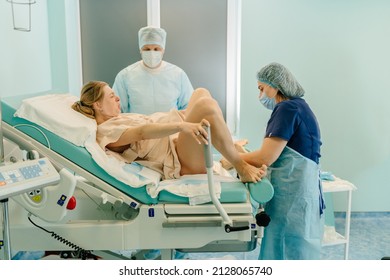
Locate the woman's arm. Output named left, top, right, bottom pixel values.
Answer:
left=106, top=119, right=210, bottom=151
left=240, top=137, right=287, bottom=167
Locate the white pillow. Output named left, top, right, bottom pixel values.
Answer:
left=14, top=94, right=97, bottom=147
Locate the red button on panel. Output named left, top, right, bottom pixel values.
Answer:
left=66, top=196, right=77, bottom=210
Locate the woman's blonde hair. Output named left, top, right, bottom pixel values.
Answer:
left=72, top=81, right=108, bottom=119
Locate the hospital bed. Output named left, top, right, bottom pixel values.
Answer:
left=0, top=92, right=274, bottom=260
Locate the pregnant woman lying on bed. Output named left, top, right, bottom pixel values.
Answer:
left=72, top=80, right=266, bottom=183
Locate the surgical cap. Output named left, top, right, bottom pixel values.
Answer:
left=138, top=26, right=167, bottom=49
left=256, top=62, right=305, bottom=98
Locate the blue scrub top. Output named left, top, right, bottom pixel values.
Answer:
left=265, top=98, right=321, bottom=164
left=112, top=61, right=193, bottom=115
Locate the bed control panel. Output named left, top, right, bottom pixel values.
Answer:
left=12, top=167, right=77, bottom=222
left=0, top=158, right=60, bottom=200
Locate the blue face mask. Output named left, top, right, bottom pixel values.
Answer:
left=259, top=92, right=276, bottom=110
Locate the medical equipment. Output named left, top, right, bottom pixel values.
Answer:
left=0, top=158, right=60, bottom=200
left=0, top=158, right=60, bottom=259
left=0, top=92, right=274, bottom=260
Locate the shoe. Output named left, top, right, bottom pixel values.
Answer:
left=12, top=251, right=45, bottom=260
left=143, top=249, right=161, bottom=260
left=143, top=249, right=189, bottom=260
left=174, top=250, right=189, bottom=259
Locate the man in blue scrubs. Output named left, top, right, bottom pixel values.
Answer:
left=239, top=62, right=325, bottom=259
left=113, top=26, right=193, bottom=114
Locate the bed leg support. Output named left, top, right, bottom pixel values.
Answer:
left=203, top=126, right=250, bottom=233
left=247, top=178, right=274, bottom=227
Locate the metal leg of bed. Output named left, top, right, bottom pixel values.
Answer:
left=1, top=199, right=12, bottom=260
left=160, top=249, right=174, bottom=260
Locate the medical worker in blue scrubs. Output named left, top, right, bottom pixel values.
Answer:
left=240, top=62, right=325, bottom=259
left=112, top=26, right=194, bottom=114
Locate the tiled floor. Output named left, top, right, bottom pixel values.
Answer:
left=187, top=212, right=390, bottom=260
left=321, top=212, right=390, bottom=260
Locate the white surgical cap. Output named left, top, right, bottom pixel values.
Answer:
left=138, top=26, right=167, bottom=49
left=257, top=62, right=305, bottom=98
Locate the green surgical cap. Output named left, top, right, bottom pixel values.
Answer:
left=256, top=62, right=305, bottom=98
left=138, top=26, right=167, bottom=49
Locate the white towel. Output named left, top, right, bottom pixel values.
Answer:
left=322, top=176, right=357, bottom=192
left=85, top=138, right=162, bottom=188
left=148, top=162, right=238, bottom=205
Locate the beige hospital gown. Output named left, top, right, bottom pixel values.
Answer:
left=96, top=110, right=184, bottom=180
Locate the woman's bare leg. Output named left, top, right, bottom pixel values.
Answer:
left=176, top=88, right=262, bottom=183
left=220, top=139, right=249, bottom=170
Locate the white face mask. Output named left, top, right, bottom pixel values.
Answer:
left=141, top=50, right=163, bottom=68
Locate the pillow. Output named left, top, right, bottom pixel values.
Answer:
left=14, top=94, right=97, bottom=147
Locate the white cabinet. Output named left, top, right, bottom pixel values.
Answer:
left=322, top=177, right=357, bottom=260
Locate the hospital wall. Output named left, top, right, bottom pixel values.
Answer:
left=0, top=0, right=79, bottom=96
left=0, top=0, right=53, bottom=96
left=1, top=0, right=390, bottom=213
left=239, top=0, right=390, bottom=212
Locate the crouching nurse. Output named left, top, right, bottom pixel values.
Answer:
left=240, top=62, right=325, bottom=259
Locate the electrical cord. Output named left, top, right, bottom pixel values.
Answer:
left=27, top=213, right=93, bottom=260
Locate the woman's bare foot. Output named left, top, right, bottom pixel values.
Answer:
left=234, top=160, right=263, bottom=183
left=234, top=139, right=248, bottom=153
left=220, top=157, right=233, bottom=170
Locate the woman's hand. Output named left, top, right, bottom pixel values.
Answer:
left=259, top=164, right=268, bottom=178
left=182, top=119, right=210, bottom=145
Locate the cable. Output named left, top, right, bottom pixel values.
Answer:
left=27, top=214, right=93, bottom=260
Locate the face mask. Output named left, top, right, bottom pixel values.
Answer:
left=142, top=51, right=163, bottom=68
left=259, top=91, right=276, bottom=110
